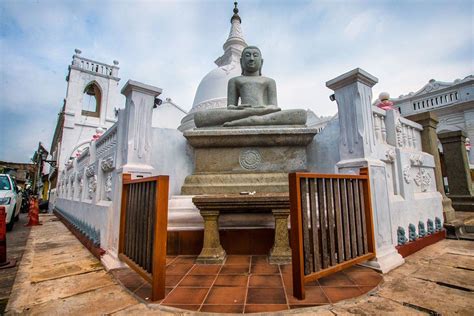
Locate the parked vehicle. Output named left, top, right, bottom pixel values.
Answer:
left=0, top=174, right=22, bottom=231
left=20, top=187, right=30, bottom=213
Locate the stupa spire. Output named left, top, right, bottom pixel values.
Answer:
left=215, top=1, right=247, bottom=67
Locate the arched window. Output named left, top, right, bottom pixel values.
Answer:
left=82, top=82, right=101, bottom=117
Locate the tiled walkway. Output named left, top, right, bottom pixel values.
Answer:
left=111, top=255, right=382, bottom=313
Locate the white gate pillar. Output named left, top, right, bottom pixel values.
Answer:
left=326, top=68, right=404, bottom=273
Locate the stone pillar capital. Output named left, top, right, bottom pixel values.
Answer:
left=438, top=130, right=467, bottom=144
left=326, top=68, right=378, bottom=90
left=121, top=80, right=162, bottom=98
left=406, top=112, right=439, bottom=129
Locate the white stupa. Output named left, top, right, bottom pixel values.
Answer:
left=178, top=2, right=247, bottom=131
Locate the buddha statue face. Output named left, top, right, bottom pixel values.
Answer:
left=241, top=46, right=263, bottom=75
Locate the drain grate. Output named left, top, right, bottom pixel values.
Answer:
left=402, top=302, right=440, bottom=315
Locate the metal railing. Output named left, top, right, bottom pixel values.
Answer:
left=289, top=168, right=376, bottom=300
left=118, top=174, right=169, bottom=301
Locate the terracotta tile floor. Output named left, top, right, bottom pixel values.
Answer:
left=111, top=255, right=382, bottom=314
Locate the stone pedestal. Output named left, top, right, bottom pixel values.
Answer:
left=439, top=131, right=474, bottom=212
left=196, top=210, right=226, bottom=264
left=269, top=209, right=291, bottom=264
left=406, top=112, right=456, bottom=222
left=327, top=68, right=404, bottom=273
left=192, top=193, right=291, bottom=264
left=182, top=127, right=318, bottom=195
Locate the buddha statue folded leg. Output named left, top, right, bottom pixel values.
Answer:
left=194, top=107, right=281, bottom=128
left=223, top=109, right=307, bottom=127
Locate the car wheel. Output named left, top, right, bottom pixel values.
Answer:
left=14, top=207, right=20, bottom=222
left=6, top=217, right=14, bottom=231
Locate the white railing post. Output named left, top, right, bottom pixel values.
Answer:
left=326, top=68, right=404, bottom=273
left=120, top=80, right=162, bottom=178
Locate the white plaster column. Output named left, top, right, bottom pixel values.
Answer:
left=120, top=80, right=162, bottom=177
left=101, top=80, right=162, bottom=271
left=326, top=68, right=404, bottom=273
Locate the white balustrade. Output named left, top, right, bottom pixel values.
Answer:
left=372, top=107, right=387, bottom=144
left=72, top=55, right=118, bottom=77
left=411, top=90, right=459, bottom=112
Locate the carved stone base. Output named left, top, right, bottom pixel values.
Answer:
left=101, top=251, right=126, bottom=271
left=269, top=209, right=291, bottom=264
left=196, top=246, right=226, bottom=264
left=196, top=210, right=226, bottom=264
left=442, top=195, right=456, bottom=222
left=361, top=245, right=405, bottom=274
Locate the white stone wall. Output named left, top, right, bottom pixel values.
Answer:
left=152, top=101, right=187, bottom=129
left=306, top=117, right=340, bottom=173
left=150, top=128, right=194, bottom=197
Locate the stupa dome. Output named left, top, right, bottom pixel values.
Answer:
left=190, top=62, right=241, bottom=113
left=179, top=2, right=247, bottom=131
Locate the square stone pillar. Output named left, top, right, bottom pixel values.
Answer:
left=326, top=68, right=404, bottom=273
left=406, top=112, right=456, bottom=222
left=120, top=80, right=162, bottom=177
left=101, top=80, right=162, bottom=271
left=438, top=130, right=474, bottom=211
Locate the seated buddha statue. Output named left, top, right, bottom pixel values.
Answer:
left=194, top=46, right=306, bottom=128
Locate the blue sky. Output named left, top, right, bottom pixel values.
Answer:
left=0, top=0, right=472, bottom=163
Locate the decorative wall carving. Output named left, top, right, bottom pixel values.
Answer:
left=414, top=168, right=431, bottom=192
left=403, top=165, right=412, bottom=183
left=85, top=164, right=95, bottom=178
left=78, top=178, right=83, bottom=198
left=383, top=149, right=396, bottom=163
left=239, top=149, right=262, bottom=170
left=396, top=120, right=404, bottom=146
left=409, top=154, right=423, bottom=166
left=88, top=175, right=97, bottom=199
left=105, top=173, right=113, bottom=201
left=101, top=156, right=115, bottom=172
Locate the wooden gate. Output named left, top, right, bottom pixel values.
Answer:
left=118, top=174, right=169, bottom=301
left=289, top=168, right=376, bottom=300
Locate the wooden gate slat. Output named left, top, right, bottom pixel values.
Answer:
left=358, top=180, right=369, bottom=253
left=308, top=178, right=321, bottom=272
left=332, top=179, right=344, bottom=263
left=317, top=178, right=329, bottom=269
left=347, top=179, right=358, bottom=257
left=340, top=179, right=351, bottom=260
left=353, top=180, right=364, bottom=256
left=300, top=178, right=312, bottom=275
left=325, top=179, right=336, bottom=266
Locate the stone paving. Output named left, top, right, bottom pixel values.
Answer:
left=4, top=214, right=474, bottom=315
left=0, top=213, right=31, bottom=314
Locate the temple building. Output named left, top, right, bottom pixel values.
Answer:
left=392, top=76, right=474, bottom=164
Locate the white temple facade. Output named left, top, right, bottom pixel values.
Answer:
left=51, top=50, right=121, bottom=177
left=392, top=76, right=474, bottom=163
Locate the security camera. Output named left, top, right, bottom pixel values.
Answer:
left=329, top=94, right=336, bottom=102
left=154, top=98, right=163, bottom=108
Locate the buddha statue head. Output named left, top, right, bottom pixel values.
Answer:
left=241, top=46, right=263, bottom=76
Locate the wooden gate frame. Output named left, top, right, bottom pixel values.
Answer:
left=289, top=168, right=376, bottom=300
left=118, top=173, right=169, bottom=301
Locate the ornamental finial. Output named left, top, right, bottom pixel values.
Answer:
left=231, top=2, right=241, bottom=23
